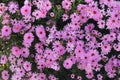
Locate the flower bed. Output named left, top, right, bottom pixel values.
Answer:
left=0, top=0, right=120, bottom=80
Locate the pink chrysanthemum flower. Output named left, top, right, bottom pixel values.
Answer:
left=35, top=25, right=46, bottom=42
left=12, top=23, right=22, bottom=33
left=44, top=1, right=52, bottom=11
left=62, top=0, right=71, bottom=10
left=0, top=55, right=7, bottom=64
left=8, top=1, right=18, bottom=14
left=1, top=26, right=11, bottom=37
left=21, top=48, right=30, bottom=58
left=23, top=32, right=34, bottom=43
left=2, top=70, right=9, bottom=80
left=23, top=61, right=32, bottom=71
left=20, top=5, right=31, bottom=16
left=11, top=46, right=21, bottom=57
left=63, top=58, right=73, bottom=69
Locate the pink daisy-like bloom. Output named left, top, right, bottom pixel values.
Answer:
left=58, top=45, right=66, bottom=56
left=35, top=25, right=46, bottom=42
left=97, top=74, right=103, bottom=80
left=79, top=14, right=88, bottom=24
left=23, top=32, right=34, bottom=43
left=17, top=58, right=23, bottom=66
left=70, top=13, right=80, bottom=22
left=2, top=13, right=10, bottom=25
left=98, top=20, right=105, bottom=29
left=8, top=1, right=18, bottom=14
left=62, top=14, right=69, bottom=21
left=20, top=5, right=31, bottom=16
left=44, top=1, right=52, bottom=11
left=106, top=17, right=118, bottom=29
left=101, top=44, right=112, bottom=54
left=62, top=0, right=71, bottom=10
left=50, top=62, right=60, bottom=71
left=8, top=54, right=16, bottom=64
left=21, top=48, right=30, bottom=58
left=88, top=7, right=102, bottom=21
left=38, top=73, right=47, bottom=80
left=77, top=4, right=86, bottom=11
left=15, top=67, right=25, bottom=77
left=32, top=10, right=41, bottom=20
left=1, top=26, right=11, bottom=37
left=11, top=46, right=21, bottom=57
left=35, top=43, right=43, bottom=53
left=63, top=58, right=73, bottom=69
left=113, top=43, right=120, bottom=52
left=12, top=23, right=22, bottom=33
left=1, top=70, right=9, bottom=80
left=75, top=47, right=85, bottom=60
left=86, top=72, right=94, bottom=79
left=0, top=55, right=7, bottom=64
left=39, top=9, right=47, bottom=18
left=108, top=33, right=116, bottom=42
left=23, top=61, right=32, bottom=71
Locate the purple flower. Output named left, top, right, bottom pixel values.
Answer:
left=23, top=61, right=32, bottom=71
left=21, top=48, right=30, bottom=58
left=62, top=14, right=69, bottom=21
left=35, top=25, right=46, bottom=41
left=21, top=5, right=31, bottom=16
left=8, top=1, right=18, bottom=14
left=1, top=70, right=9, bottom=80
left=1, top=26, right=11, bottom=37
left=38, top=73, right=47, bottom=80
left=35, top=43, right=43, bottom=53
left=44, top=1, right=52, bottom=11
left=23, top=32, right=34, bottom=43
left=63, top=58, right=73, bottom=69
left=12, top=23, right=22, bottom=33
left=62, top=0, right=71, bottom=10
left=0, top=55, right=7, bottom=64
left=11, top=46, right=21, bottom=57
left=17, top=58, right=23, bottom=66
left=15, top=67, right=25, bottom=77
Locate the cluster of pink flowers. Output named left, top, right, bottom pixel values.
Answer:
left=0, top=0, right=120, bottom=80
